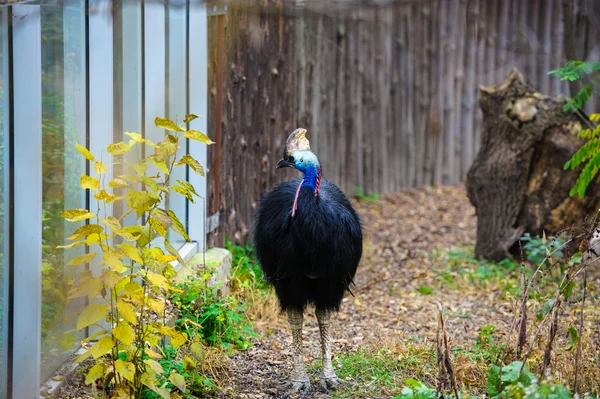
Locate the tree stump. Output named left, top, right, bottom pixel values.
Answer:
left=466, top=69, right=597, bottom=261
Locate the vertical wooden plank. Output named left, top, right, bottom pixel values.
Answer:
left=552, top=0, right=564, bottom=95
left=434, top=0, right=447, bottom=185
left=474, top=0, right=486, bottom=155
left=454, top=0, right=467, bottom=181
left=541, top=0, right=553, bottom=93
left=485, top=0, right=497, bottom=85
left=463, top=0, right=478, bottom=176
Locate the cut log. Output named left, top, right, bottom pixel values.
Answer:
left=466, top=69, right=597, bottom=261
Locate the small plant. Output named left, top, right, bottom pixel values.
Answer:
left=169, top=279, right=257, bottom=351
left=59, top=114, right=213, bottom=398
left=354, top=186, right=378, bottom=202
left=394, top=379, right=437, bottom=399
left=550, top=61, right=600, bottom=197
left=520, top=233, right=566, bottom=266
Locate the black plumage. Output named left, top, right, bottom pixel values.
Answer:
left=253, top=177, right=363, bottom=312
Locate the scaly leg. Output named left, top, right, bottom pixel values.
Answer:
left=316, top=308, right=342, bottom=392
left=280, top=309, right=310, bottom=399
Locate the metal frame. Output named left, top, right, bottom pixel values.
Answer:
left=11, top=5, right=42, bottom=399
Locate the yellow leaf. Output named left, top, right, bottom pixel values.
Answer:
left=146, top=348, right=163, bottom=359
left=94, top=161, right=107, bottom=175
left=155, top=134, right=179, bottom=160
left=165, top=239, right=185, bottom=265
left=168, top=210, right=190, bottom=241
left=150, top=208, right=172, bottom=226
left=108, top=178, right=129, bottom=189
left=183, top=113, right=200, bottom=124
left=128, top=160, right=148, bottom=176
left=112, top=323, right=135, bottom=346
left=119, top=243, right=144, bottom=265
left=148, top=217, right=168, bottom=237
left=75, top=142, right=95, bottom=161
left=75, top=349, right=92, bottom=363
left=116, top=299, right=138, bottom=325
left=56, top=240, right=86, bottom=249
left=60, top=208, right=95, bottom=222
left=94, top=189, right=123, bottom=203
left=169, top=373, right=186, bottom=392
left=162, top=326, right=186, bottom=348
left=174, top=154, right=204, bottom=176
left=183, top=356, right=196, bottom=371
left=76, top=303, right=109, bottom=330
left=171, top=184, right=193, bottom=203
left=148, top=156, right=170, bottom=174
left=141, top=373, right=170, bottom=399
left=125, top=131, right=156, bottom=147
left=155, top=255, right=177, bottom=263
left=176, top=180, right=200, bottom=198
left=124, top=281, right=144, bottom=304
left=120, top=174, right=143, bottom=183
left=142, top=175, right=159, bottom=194
left=67, top=224, right=103, bottom=241
left=82, top=330, right=107, bottom=344
left=89, top=336, right=114, bottom=359
left=101, top=216, right=122, bottom=232
left=144, top=359, right=164, bottom=375
left=127, top=190, right=159, bottom=215
left=69, top=276, right=103, bottom=300
left=590, top=113, right=600, bottom=122
left=80, top=174, right=100, bottom=190
left=66, top=252, right=97, bottom=267
left=145, top=271, right=169, bottom=291
left=103, top=252, right=127, bottom=273
left=85, top=364, right=105, bottom=385
left=190, top=342, right=204, bottom=362
left=115, top=359, right=136, bottom=382
left=137, top=225, right=155, bottom=247
left=184, top=129, right=215, bottom=144
left=155, top=116, right=185, bottom=132
left=60, top=333, right=76, bottom=350
left=147, top=298, right=165, bottom=314
left=102, top=270, right=121, bottom=289
left=107, top=141, right=132, bottom=155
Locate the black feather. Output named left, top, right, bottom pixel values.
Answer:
left=253, top=178, right=363, bottom=312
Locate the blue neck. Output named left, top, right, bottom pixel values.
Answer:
left=301, top=165, right=321, bottom=194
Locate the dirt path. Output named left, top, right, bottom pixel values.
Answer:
left=222, top=185, right=508, bottom=398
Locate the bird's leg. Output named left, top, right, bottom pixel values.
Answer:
left=280, top=309, right=310, bottom=398
left=316, top=308, right=342, bottom=392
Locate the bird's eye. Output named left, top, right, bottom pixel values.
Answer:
left=288, top=155, right=294, bottom=162
left=300, top=159, right=304, bottom=163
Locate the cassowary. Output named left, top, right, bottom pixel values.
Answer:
left=253, top=128, right=363, bottom=397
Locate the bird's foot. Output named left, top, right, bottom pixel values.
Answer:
left=319, top=374, right=343, bottom=393
left=279, top=377, right=311, bottom=399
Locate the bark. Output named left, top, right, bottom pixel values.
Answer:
left=466, top=69, right=596, bottom=261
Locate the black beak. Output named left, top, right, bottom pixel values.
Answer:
left=276, top=158, right=293, bottom=169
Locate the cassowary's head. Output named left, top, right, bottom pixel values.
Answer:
left=276, top=128, right=321, bottom=172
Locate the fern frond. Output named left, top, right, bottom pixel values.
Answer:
left=565, top=137, right=600, bottom=170
left=571, top=150, right=600, bottom=197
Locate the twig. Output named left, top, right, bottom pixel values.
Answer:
left=573, top=270, right=587, bottom=394
left=436, top=305, right=459, bottom=399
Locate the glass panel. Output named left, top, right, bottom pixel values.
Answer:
left=166, top=0, right=188, bottom=248
left=0, top=8, right=8, bottom=397
left=40, top=0, right=87, bottom=382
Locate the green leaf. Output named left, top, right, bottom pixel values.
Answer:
left=127, top=190, right=159, bottom=216
left=60, top=333, right=76, bottom=350
left=80, top=174, right=100, bottom=190
left=66, top=252, right=97, bottom=267
left=184, top=129, right=215, bottom=144
left=183, top=113, right=200, bottom=124
left=487, top=364, right=500, bottom=397
left=113, top=322, right=135, bottom=346
left=77, top=304, right=109, bottom=330
left=169, top=373, right=186, bottom=392
left=76, top=143, right=95, bottom=161
left=155, top=116, right=185, bottom=132
left=60, top=208, right=95, bottom=222
left=141, top=373, right=170, bottom=399
left=536, top=299, right=555, bottom=321
left=137, top=224, right=155, bottom=247
left=85, top=364, right=105, bottom=385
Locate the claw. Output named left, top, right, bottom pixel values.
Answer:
left=280, top=378, right=311, bottom=399
left=319, top=375, right=343, bottom=393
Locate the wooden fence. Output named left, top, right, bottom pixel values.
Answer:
left=206, top=0, right=600, bottom=245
